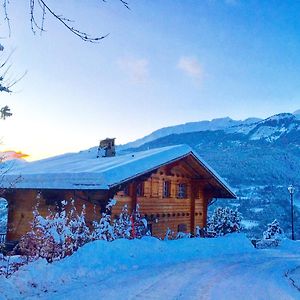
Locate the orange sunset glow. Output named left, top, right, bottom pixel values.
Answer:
left=0, top=150, right=29, bottom=161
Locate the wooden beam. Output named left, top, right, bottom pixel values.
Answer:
left=190, top=181, right=199, bottom=235
left=129, top=182, right=137, bottom=213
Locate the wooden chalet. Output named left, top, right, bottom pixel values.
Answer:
left=1, top=143, right=236, bottom=242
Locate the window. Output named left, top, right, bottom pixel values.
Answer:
left=163, top=181, right=171, bottom=198
left=136, top=182, right=144, bottom=197
left=177, top=183, right=187, bottom=199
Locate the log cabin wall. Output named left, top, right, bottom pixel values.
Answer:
left=114, top=165, right=211, bottom=239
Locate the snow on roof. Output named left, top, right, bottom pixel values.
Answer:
left=1, top=144, right=235, bottom=197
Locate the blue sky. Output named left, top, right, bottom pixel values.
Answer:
left=0, top=0, right=299, bottom=160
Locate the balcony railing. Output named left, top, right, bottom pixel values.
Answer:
left=0, top=233, right=6, bottom=244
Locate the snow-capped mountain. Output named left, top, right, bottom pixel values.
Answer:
left=122, top=112, right=300, bottom=150
left=119, top=116, right=262, bottom=150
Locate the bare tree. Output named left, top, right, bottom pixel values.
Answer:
left=0, top=44, right=26, bottom=119
left=2, top=0, right=130, bottom=43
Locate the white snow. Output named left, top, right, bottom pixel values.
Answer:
left=1, top=234, right=300, bottom=299
left=1, top=145, right=235, bottom=198
left=250, top=207, right=264, bottom=213
left=241, top=219, right=259, bottom=229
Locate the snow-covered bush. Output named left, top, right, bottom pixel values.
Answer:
left=93, top=202, right=149, bottom=241
left=256, top=219, right=284, bottom=249
left=131, top=204, right=149, bottom=238
left=92, top=199, right=116, bottom=242
left=113, top=204, right=131, bottom=239
left=176, top=232, right=191, bottom=239
left=205, top=207, right=242, bottom=237
left=19, top=199, right=91, bottom=262
left=164, top=227, right=174, bottom=241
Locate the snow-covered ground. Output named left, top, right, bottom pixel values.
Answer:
left=1, top=234, right=300, bottom=300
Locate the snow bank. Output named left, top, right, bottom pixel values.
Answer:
left=278, top=238, right=300, bottom=253
left=1, top=234, right=253, bottom=297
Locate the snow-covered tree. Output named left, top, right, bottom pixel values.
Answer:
left=92, top=199, right=116, bottom=242
left=256, top=219, right=284, bottom=249
left=206, top=207, right=242, bottom=237
left=113, top=204, right=131, bottom=239
left=131, top=204, right=148, bottom=238
left=263, top=219, right=284, bottom=240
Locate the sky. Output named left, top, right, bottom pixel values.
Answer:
left=0, top=0, right=300, bottom=161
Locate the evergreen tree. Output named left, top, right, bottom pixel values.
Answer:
left=263, top=219, right=284, bottom=240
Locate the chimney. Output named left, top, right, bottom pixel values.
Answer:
left=97, top=138, right=116, bottom=158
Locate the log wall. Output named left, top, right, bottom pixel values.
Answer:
left=113, top=166, right=211, bottom=238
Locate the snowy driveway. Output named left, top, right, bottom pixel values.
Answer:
left=39, top=252, right=300, bottom=300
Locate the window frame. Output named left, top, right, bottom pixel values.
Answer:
left=163, top=180, right=171, bottom=198
left=177, top=183, right=187, bottom=199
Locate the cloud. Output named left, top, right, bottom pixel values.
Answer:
left=118, top=57, right=149, bottom=84
left=177, top=56, right=203, bottom=82
left=0, top=150, right=29, bottom=161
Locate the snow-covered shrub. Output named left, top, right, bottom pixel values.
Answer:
left=68, top=201, right=91, bottom=250
left=205, top=207, right=242, bottom=237
left=176, top=232, right=191, bottom=239
left=92, top=199, right=116, bottom=242
left=164, top=227, right=173, bottom=241
left=113, top=204, right=131, bottom=239
left=19, top=199, right=91, bottom=262
left=256, top=219, right=284, bottom=249
left=131, top=204, right=149, bottom=238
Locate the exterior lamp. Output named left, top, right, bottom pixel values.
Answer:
left=288, top=184, right=295, bottom=240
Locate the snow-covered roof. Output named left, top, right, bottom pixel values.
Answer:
left=2, top=144, right=236, bottom=198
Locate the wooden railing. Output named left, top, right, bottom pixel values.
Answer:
left=0, top=233, right=6, bottom=244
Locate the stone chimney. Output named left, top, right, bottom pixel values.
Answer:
left=97, top=138, right=116, bottom=158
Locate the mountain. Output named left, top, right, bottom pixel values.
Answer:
left=119, top=116, right=262, bottom=150
left=294, top=109, right=300, bottom=119
left=122, top=111, right=300, bottom=238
